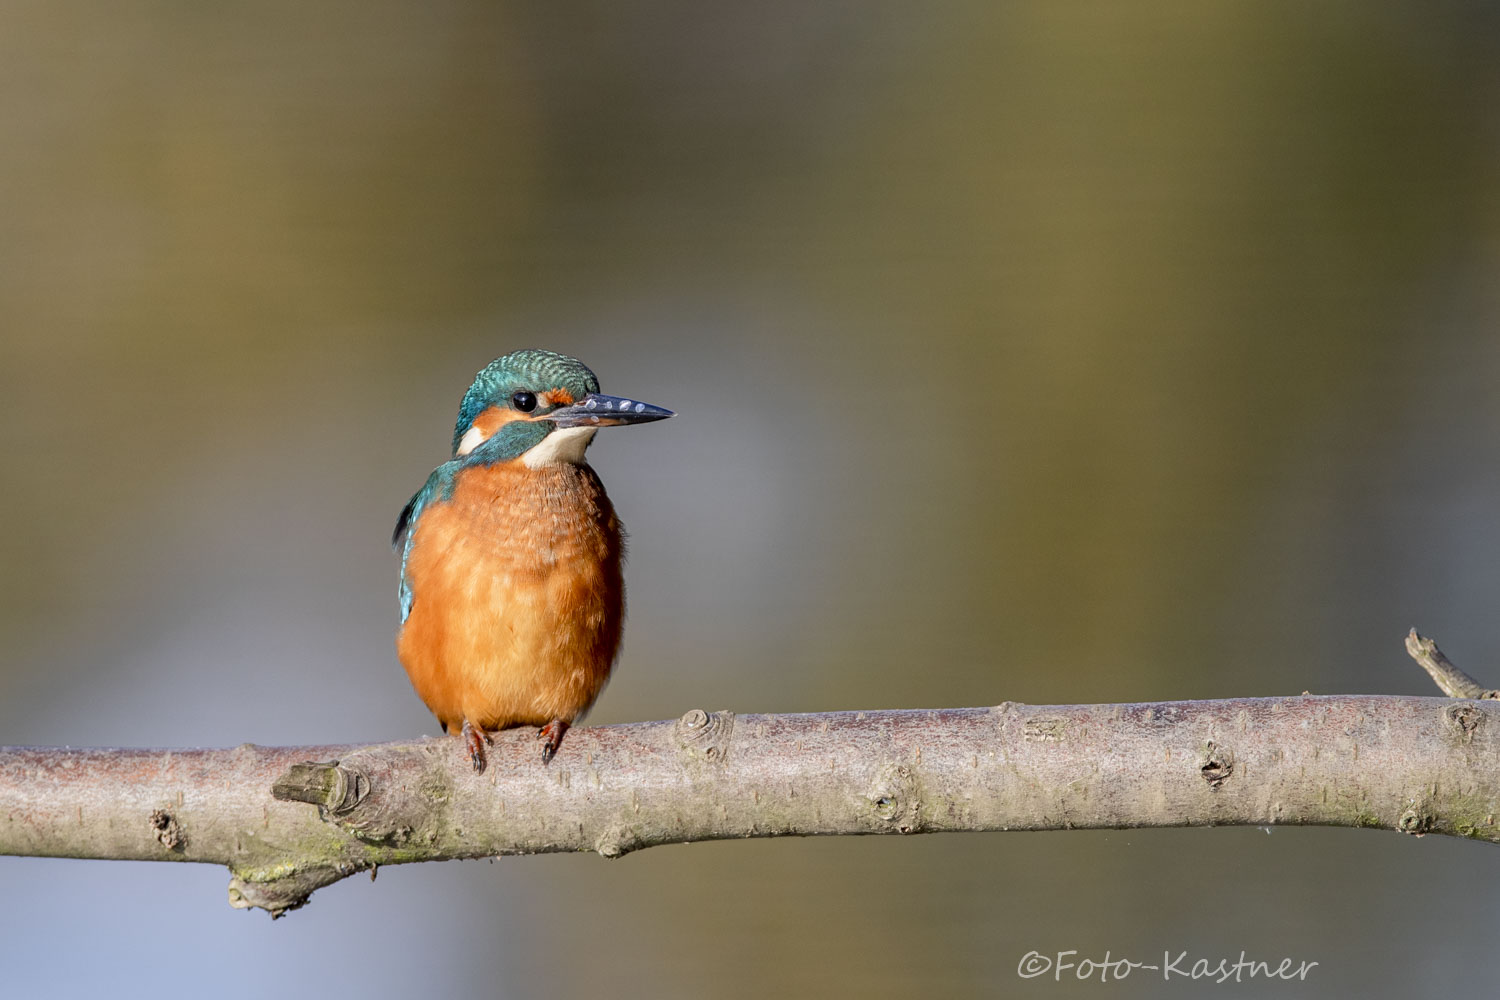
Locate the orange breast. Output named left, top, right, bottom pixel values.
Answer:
left=396, top=460, right=624, bottom=733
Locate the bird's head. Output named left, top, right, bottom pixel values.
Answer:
left=452, top=349, right=674, bottom=466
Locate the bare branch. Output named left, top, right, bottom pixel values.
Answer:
left=1406, top=628, right=1499, bottom=700
left=2, top=634, right=1497, bottom=917
left=0, top=703, right=1494, bottom=915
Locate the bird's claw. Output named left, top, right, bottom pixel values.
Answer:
left=460, top=719, right=492, bottom=774
left=538, top=719, right=570, bottom=764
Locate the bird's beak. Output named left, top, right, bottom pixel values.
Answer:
left=549, top=392, right=675, bottom=428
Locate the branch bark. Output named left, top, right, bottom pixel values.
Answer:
left=3, top=632, right=1497, bottom=917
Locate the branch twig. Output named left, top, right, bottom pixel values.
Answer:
left=1405, top=628, right=1499, bottom=700
left=2, top=634, right=1496, bottom=917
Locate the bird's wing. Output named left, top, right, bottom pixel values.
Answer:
left=394, top=462, right=459, bottom=624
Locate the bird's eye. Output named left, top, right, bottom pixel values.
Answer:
left=511, top=391, right=538, bottom=413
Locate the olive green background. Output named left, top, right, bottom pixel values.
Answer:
left=2, top=3, right=1498, bottom=997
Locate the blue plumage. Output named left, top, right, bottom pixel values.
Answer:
left=450, top=350, right=600, bottom=454
left=393, top=463, right=457, bottom=623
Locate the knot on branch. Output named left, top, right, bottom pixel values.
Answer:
left=228, top=865, right=354, bottom=919
left=270, top=746, right=450, bottom=847
left=1398, top=804, right=1433, bottom=837
left=1199, top=742, right=1235, bottom=788
left=676, top=709, right=734, bottom=763
left=867, top=763, right=923, bottom=833
left=272, top=760, right=369, bottom=817
left=148, top=808, right=185, bottom=852
left=1444, top=704, right=1485, bottom=744
left=595, top=824, right=643, bottom=859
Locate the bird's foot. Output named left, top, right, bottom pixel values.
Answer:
left=538, top=719, right=570, bottom=764
left=460, top=719, right=493, bottom=774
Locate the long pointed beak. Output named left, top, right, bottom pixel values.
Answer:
left=549, top=392, right=675, bottom=428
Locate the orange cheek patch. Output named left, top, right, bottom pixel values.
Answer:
left=457, top=404, right=533, bottom=455
left=541, top=389, right=575, bottom=406
left=471, top=405, right=526, bottom=436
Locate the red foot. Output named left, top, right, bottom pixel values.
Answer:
left=539, top=719, right=570, bottom=764
left=460, top=719, right=492, bottom=774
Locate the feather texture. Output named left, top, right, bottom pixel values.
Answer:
left=395, top=459, right=625, bottom=733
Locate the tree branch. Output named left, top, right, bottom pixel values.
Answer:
left=3, top=632, right=1498, bottom=917
left=1405, top=627, right=1499, bottom=700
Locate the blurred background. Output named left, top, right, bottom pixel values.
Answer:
left=2, top=2, right=1499, bottom=996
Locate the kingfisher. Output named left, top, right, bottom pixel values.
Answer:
left=393, top=349, right=673, bottom=772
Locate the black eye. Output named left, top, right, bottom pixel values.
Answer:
left=511, top=390, right=537, bottom=412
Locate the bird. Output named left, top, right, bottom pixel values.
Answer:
left=392, top=349, right=673, bottom=772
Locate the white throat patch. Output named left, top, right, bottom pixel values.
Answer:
left=455, top=424, right=487, bottom=457
left=521, top=426, right=597, bottom=467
